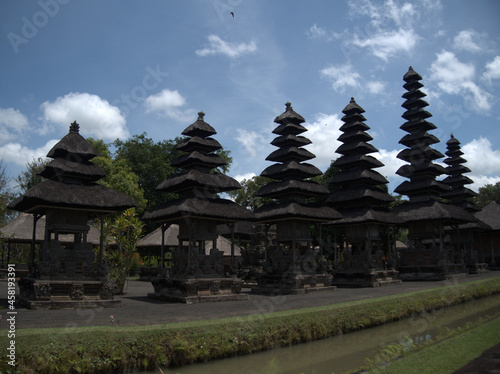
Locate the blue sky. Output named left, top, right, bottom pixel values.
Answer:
left=1, top=0, right=500, bottom=196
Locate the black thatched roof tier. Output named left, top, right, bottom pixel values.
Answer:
left=396, top=162, right=447, bottom=179
left=260, top=161, right=322, bottom=180
left=8, top=180, right=137, bottom=214
left=399, top=132, right=440, bottom=147
left=254, top=201, right=341, bottom=222
left=441, top=134, right=480, bottom=212
left=144, top=111, right=251, bottom=225
left=265, top=146, right=315, bottom=162
left=176, top=136, right=222, bottom=153
left=46, top=121, right=99, bottom=160
left=171, top=150, right=227, bottom=170
left=255, top=102, right=341, bottom=226
left=156, top=170, right=241, bottom=194
left=330, top=169, right=388, bottom=186
left=327, top=207, right=402, bottom=226
left=327, top=97, right=396, bottom=222
left=271, top=134, right=311, bottom=148
left=256, top=179, right=330, bottom=199
left=327, top=187, right=394, bottom=207
left=394, top=200, right=477, bottom=224
left=143, top=197, right=253, bottom=222
left=332, top=154, right=384, bottom=169
left=181, top=112, right=217, bottom=137
left=336, top=141, right=378, bottom=156
left=395, top=67, right=449, bottom=204
left=39, top=158, right=106, bottom=182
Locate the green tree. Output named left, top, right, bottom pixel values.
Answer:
left=474, top=182, right=500, bottom=208
left=227, top=175, right=272, bottom=210
left=0, top=160, right=16, bottom=226
left=15, top=157, right=48, bottom=193
left=87, top=138, right=147, bottom=213
left=105, top=209, right=144, bottom=294
left=114, top=132, right=233, bottom=210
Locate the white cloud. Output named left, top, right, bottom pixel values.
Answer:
left=320, top=64, right=361, bottom=92
left=195, top=35, right=257, bottom=59
left=235, top=129, right=266, bottom=158
left=308, top=24, right=326, bottom=39
left=462, top=137, right=500, bottom=177
left=304, top=113, right=343, bottom=169
left=367, top=81, right=386, bottom=95
left=453, top=30, right=481, bottom=53
left=41, top=92, right=129, bottom=140
left=0, top=108, right=29, bottom=144
left=373, top=148, right=405, bottom=180
left=233, top=172, right=256, bottom=183
left=144, top=89, right=195, bottom=122
left=0, top=139, right=58, bottom=168
left=348, top=0, right=417, bottom=27
left=483, top=56, right=500, bottom=83
left=429, top=51, right=492, bottom=112
left=351, top=28, right=418, bottom=61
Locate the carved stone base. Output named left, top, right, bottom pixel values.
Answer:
left=466, top=263, right=489, bottom=274
left=17, top=278, right=121, bottom=310
left=397, top=266, right=467, bottom=281
left=148, top=277, right=249, bottom=304
left=333, top=269, right=402, bottom=288
left=252, top=273, right=335, bottom=295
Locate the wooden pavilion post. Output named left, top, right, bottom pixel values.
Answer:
left=228, top=222, right=235, bottom=270
left=160, top=223, right=167, bottom=270
left=98, top=213, right=105, bottom=268
left=30, top=213, right=42, bottom=276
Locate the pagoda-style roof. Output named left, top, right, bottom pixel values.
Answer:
left=394, top=67, right=450, bottom=203
left=441, top=134, right=480, bottom=212
left=8, top=179, right=137, bottom=214
left=46, top=121, right=100, bottom=160
left=394, top=200, right=477, bottom=224
left=143, top=196, right=253, bottom=222
left=143, top=112, right=253, bottom=224
left=8, top=122, right=137, bottom=214
left=254, top=102, right=341, bottom=223
left=327, top=98, right=398, bottom=226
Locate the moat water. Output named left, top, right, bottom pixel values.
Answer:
left=153, top=293, right=500, bottom=374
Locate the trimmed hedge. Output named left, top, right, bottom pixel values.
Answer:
left=2, top=276, right=500, bottom=373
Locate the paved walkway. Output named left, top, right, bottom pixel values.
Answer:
left=1, top=271, right=498, bottom=330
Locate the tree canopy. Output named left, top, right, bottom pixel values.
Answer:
left=474, top=182, right=500, bottom=208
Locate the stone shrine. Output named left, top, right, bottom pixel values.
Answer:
left=252, top=102, right=341, bottom=294
left=393, top=67, right=475, bottom=281
left=8, top=122, right=137, bottom=309
left=143, top=112, right=253, bottom=303
left=326, top=98, right=402, bottom=287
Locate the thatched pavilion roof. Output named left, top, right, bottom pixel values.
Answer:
left=394, top=200, right=476, bottom=224
left=474, top=201, right=500, bottom=230
left=137, top=224, right=242, bottom=256
left=143, top=112, right=253, bottom=224
left=0, top=213, right=101, bottom=244
left=8, top=122, right=137, bottom=215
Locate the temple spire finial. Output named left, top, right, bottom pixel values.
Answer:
left=285, top=102, right=292, bottom=111
left=197, top=111, right=205, bottom=121
left=69, top=121, right=79, bottom=134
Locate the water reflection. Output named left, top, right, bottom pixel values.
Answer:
left=157, top=294, right=500, bottom=374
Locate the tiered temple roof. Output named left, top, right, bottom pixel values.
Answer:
left=254, top=102, right=341, bottom=222
left=143, top=112, right=253, bottom=223
left=393, top=67, right=473, bottom=224
left=327, top=98, right=399, bottom=225
left=442, top=134, right=480, bottom=212
left=8, top=121, right=137, bottom=214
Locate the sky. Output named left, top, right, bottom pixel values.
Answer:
left=1, top=0, right=500, bottom=197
